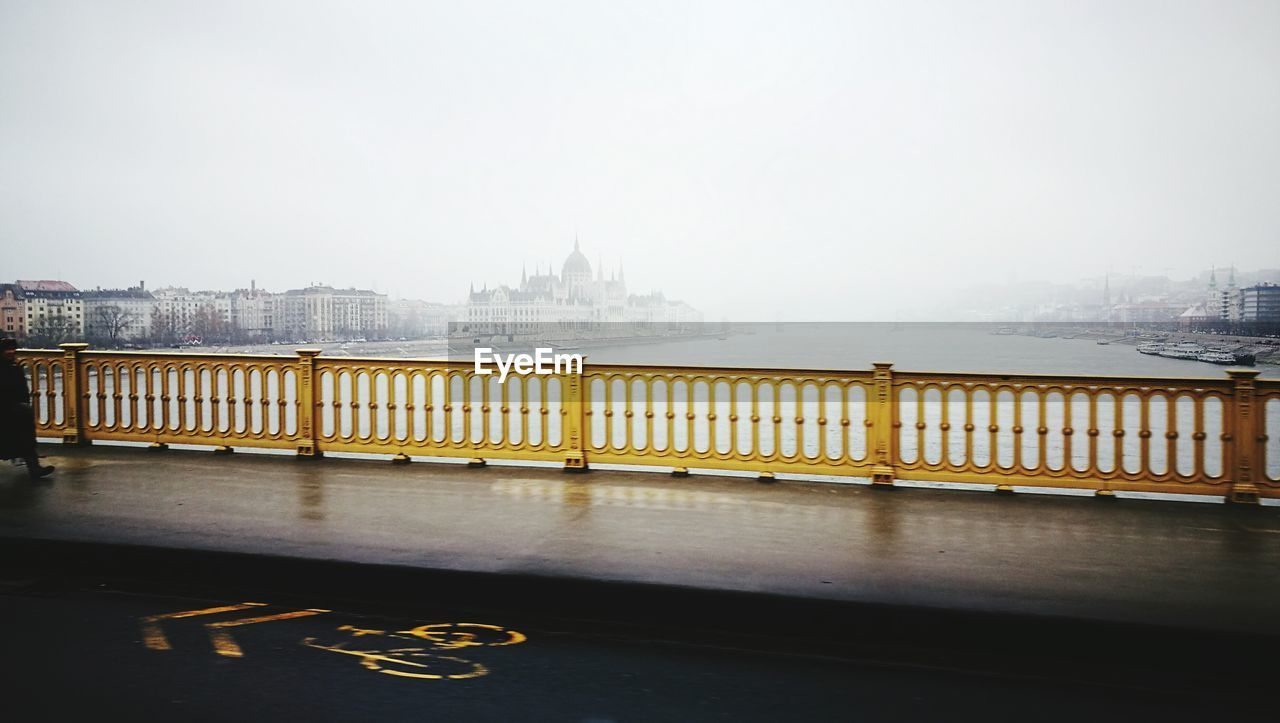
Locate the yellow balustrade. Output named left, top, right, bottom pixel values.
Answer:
left=13, top=345, right=1279, bottom=503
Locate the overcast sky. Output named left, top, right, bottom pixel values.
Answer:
left=2, top=0, right=1277, bottom=319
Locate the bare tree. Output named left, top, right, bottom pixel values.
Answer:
left=150, top=311, right=182, bottom=345
left=188, top=305, right=229, bottom=344
left=28, top=315, right=79, bottom=347
left=92, top=305, right=137, bottom=346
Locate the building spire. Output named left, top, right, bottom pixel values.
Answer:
left=1102, top=273, right=1111, bottom=322
left=574, top=234, right=580, bottom=253
left=521, top=263, right=527, bottom=285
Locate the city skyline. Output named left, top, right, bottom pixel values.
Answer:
left=5, top=259, right=1274, bottom=321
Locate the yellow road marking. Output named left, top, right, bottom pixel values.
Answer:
left=402, top=623, right=528, bottom=648
left=140, top=602, right=267, bottom=651
left=379, top=656, right=488, bottom=681
left=302, top=639, right=433, bottom=669
left=301, top=639, right=489, bottom=680
left=337, top=624, right=387, bottom=637
left=207, top=609, right=330, bottom=658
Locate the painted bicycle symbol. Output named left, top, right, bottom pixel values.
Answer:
left=302, top=622, right=527, bottom=681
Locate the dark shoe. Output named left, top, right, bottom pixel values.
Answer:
left=28, top=465, right=54, bottom=480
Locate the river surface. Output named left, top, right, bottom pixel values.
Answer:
left=196, top=324, right=1276, bottom=379
left=585, top=325, right=1276, bottom=377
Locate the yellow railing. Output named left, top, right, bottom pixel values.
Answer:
left=17, top=345, right=1280, bottom=503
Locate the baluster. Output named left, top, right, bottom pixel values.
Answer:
left=295, top=348, right=321, bottom=457
left=59, top=343, right=88, bottom=445
left=870, top=362, right=895, bottom=487
left=561, top=357, right=587, bottom=472
left=1226, top=370, right=1262, bottom=504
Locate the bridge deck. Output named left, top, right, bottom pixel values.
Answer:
left=3, top=443, right=1278, bottom=635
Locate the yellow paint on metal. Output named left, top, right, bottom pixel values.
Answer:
left=21, top=347, right=1278, bottom=501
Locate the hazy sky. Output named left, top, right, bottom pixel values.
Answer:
left=2, top=0, right=1277, bottom=319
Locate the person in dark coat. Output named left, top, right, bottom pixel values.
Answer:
left=0, top=338, right=54, bottom=480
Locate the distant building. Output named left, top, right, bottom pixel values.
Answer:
left=82, top=283, right=155, bottom=342
left=5, top=277, right=402, bottom=344
left=464, top=240, right=701, bottom=334
left=390, top=299, right=461, bottom=338
left=1239, top=283, right=1280, bottom=323
left=215, top=281, right=277, bottom=340
left=148, top=282, right=282, bottom=342
left=275, top=285, right=389, bottom=341
left=1207, top=267, right=1242, bottom=321
left=1178, top=304, right=1210, bottom=329
left=15, top=280, right=83, bottom=341
left=1111, top=301, right=1184, bottom=323
left=150, top=287, right=219, bottom=342
left=624, top=291, right=703, bottom=324
left=1, top=284, right=26, bottom=339
left=1102, top=274, right=1112, bottom=322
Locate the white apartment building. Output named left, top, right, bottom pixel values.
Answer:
left=16, top=280, right=84, bottom=339
left=82, top=285, right=155, bottom=342
left=274, top=285, right=389, bottom=341
left=150, top=286, right=218, bottom=340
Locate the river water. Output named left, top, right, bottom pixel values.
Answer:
left=238, top=324, right=1274, bottom=378
left=584, top=324, right=1274, bottom=378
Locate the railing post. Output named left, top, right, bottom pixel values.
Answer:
left=870, top=362, right=896, bottom=487
left=1226, top=369, right=1261, bottom=504
left=59, top=342, right=89, bottom=446
left=561, top=361, right=588, bottom=472
left=295, top=348, right=323, bottom=458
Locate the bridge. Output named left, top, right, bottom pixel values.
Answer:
left=4, top=346, right=1279, bottom=718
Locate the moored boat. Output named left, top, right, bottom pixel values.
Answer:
left=1197, top=350, right=1236, bottom=365
left=1158, top=342, right=1206, bottom=360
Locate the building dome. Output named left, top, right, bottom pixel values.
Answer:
left=561, top=239, right=592, bottom=278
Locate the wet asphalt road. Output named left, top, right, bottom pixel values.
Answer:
left=1, top=578, right=1269, bottom=723
left=5, top=444, right=1280, bottom=634
left=3, top=445, right=1278, bottom=720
